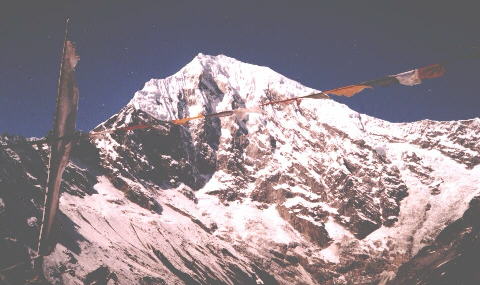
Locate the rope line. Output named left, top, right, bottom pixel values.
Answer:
left=86, top=59, right=455, bottom=135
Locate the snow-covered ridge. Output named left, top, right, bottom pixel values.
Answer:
left=129, top=53, right=321, bottom=121
left=128, top=53, right=378, bottom=142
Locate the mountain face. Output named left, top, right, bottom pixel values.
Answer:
left=1, top=54, right=479, bottom=285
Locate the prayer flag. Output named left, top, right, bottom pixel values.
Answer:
left=325, top=85, right=372, bottom=97
left=418, top=64, right=446, bottom=79
left=302, top=92, right=330, bottom=99
left=172, top=114, right=205, bottom=125
left=38, top=39, right=80, bottom=255
left=363, top=76, right=399, bottom=87
left=394, top=69, right=421, bottom=86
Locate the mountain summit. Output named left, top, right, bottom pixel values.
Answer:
left=129, top=53, right=320, bottom=122
left=1, top=54, right=479, bottom=284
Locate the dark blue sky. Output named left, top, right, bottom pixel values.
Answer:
left=1, top=1, right=479, bottom=137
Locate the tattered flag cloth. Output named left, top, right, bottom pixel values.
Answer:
left=171, top=114, right=205, bottom=125
left=418, top=64, right=446, bottom=79
left=301, top=92, right=330, bottom=100
left=392, top=63, right=447, bottom=86
left=362, top=76, right=399, bottom=87
left=393, top=69, right=421, bottom=86
left=37, top=35, right=80, bottom=256
left=324, top=85, right=372, bottom=97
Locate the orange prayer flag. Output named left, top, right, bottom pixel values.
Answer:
left=38, top=27, right=81, bottom=255
left=325, top=85, right=372, bottom=97
left=418, top=64, right=446, bottom=80
left=172, top=114, right=204, bottom=125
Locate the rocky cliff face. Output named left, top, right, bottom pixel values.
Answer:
left=1, top=54, right=479, bottom=284
left=389, top=195, right=480, bottom=285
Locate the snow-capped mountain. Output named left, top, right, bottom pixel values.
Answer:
left=1, top=54, right=479, bottom=284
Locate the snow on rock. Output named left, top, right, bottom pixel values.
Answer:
left=319, top=243, right=341, bottom=264
left=43, top=176, right=264, bottom=284
left=364, top=144, right=480, bottom=256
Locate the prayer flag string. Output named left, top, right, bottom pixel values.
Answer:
left=90, top=60, right=452, bottom=135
